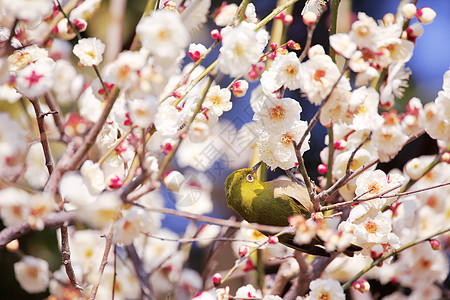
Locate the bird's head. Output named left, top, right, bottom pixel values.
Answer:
left=225, top=162, right=263, bottom=201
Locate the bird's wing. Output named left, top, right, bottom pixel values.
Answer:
left=270, top=180, right=314, bottom=213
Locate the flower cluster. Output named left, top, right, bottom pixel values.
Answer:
left=0, top=0, right=448, bottom=299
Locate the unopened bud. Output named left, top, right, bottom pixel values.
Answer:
left=238, top=246, right=250, bottom=257
left=283, top=14, right=293, bottom=25
left=404, top=158, right=423, bottom=180
left=303, top=11, right=317, bottom=26
left=352, top=280, right=370, bottom=293
left=231, top=80, right=249, bottom=97
left=441, top=152, right=450, bottom=163
left=416, top=7, right=436, bottom=24
left=401, top=3, right=417, bottom=19
left=429, top=239, right=441, bottom=251
left=287, top=40, right=301, bottom=50
left=212, top=273, right=222, bottom=286
left=270, top=43, right=278, bottom=50
left=6, top=239, right=19, bottom=252
left=334, top=139, right=347, bottom=150
left=268, top=236, right=279, bottom=244
left=383, top=13, right=395, bottom=26
left=106, top=175, right=123, bottom=189
left=163, top=170, right=185, bottom=192
left=210, top=29, right=221, bottom=41
left=370, top=244, right=384, bottom=261
left=407, top=22, right=424, bottom=40
left=318, top=164, right=328, bottom=175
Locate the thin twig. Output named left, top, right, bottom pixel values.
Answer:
left=0, top=211, right=76, bottom=248
left=44, top=92, right=66, bottom=141
left=61, top=226, right=83, bottom=290
left=29, top=98, right=54, bottom=175
left=125, top=244, right=155, bottom=299
left=345, top=132, right=372, bottom=175
left=89, top=229, right=114, bottom=300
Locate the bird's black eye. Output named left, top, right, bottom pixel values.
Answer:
left=246, top=174, right=254, bottom=182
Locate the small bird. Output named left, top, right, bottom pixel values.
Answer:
left=225, top=162, right=358, bottom=256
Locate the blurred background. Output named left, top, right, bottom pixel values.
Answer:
left=1, top=0, right=449, bottom=298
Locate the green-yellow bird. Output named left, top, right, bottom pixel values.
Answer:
left=225, top=163, right=357, bottom=257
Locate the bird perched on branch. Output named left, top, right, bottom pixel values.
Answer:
left=225, top=162, right=360, bottom=257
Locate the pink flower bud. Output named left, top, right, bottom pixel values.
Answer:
left=243, top=258, right=255, bottom=272
left=406, top=23, right=424, bottom=41
left=401, top=3, right=417, bottom=19
left=318, top=164, right=328, bottom=175
left=283, top=14, right=293, bottom=25
left=211, top=29, right=221, bottom=41
left=270, top=43, right=278, bottom=50
left=352, top=280, right=370, bottom=293
left=416, top=7, right=436, bottom=24
left=334, top=139, right=347, bottom=150
left=231, top=80, right=249, bottom=97
left=429, top=239, right=441, bottom=251
left=275, top=12, right=285, bottom=20
left=370, top=244, right=384, bottom=261
left=268, top=236, right=279, bottom=244
left=212, top=273, right=222, bottom=286
left=441, top=152, right=450, bottom=163
left=106, top=175, right=123, bottom=189
left=238, top=246, right=250, bottom=257
left=303, top=11, right=317, bottom=26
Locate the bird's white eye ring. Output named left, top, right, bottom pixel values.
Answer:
left=246, top=174, right=254, bottom=182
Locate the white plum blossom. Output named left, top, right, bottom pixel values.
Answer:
left=260, top=52, right=301, bottom=94
left=380, top=63, right=411, bottom=108
left=112, top=206, right=151, bottom=245
left=0, top=188, right=31, bottom=227
left=306, top=278, right=345, bottom=300
left=349, top=12, right=380, bottom=50
left=188, top=43, right=207, bottom=62
left=80, top=160, right=106, bottom=194
left=218, top=21, right=267, bottom=77
left=298, top=53, right=341, bottom=105
left=128, top=96, right=158, bottom=128
left=14, top=256, right=50, bottom=293
left=235, top=284, right=261, bottom=299
left=0, top=113, right=27, bottom=178
left=203, top=85, right=232, bottom=116
left=253, top=96, right=302, bottom=132
left=103, top=50, right=147, bottom=90
left=1, top=0, right=53, bottom=24
left=73, top=38, right=105, bottom=67
left=257, top=121, right=309, bottom=170
left=214, top=3, right=238, bottom=26
left=15, top=58, right=55, bottom=98
left=330, top=33, right=357, bottom=59
left=137, top=10, right=190, bottom=59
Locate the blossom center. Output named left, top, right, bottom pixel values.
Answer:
left=318, top=292, right=330, bottom=300
left=269, top=105, right=286, bottom=120
left=25, top=70, right=44, bottom=88
left=286, top=65, right=297, bottom=75
left=356, top=26, right=369, bottom=37
left=367, top=182, right=382, bottom=194
left=314, top=69, right=326, bottom=82
left=364, top=221, right=377, bottom=233
left=280, top=133, right=293, bottom=145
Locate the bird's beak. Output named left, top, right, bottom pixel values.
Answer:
left=252, top=161, right=263, bottom=173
